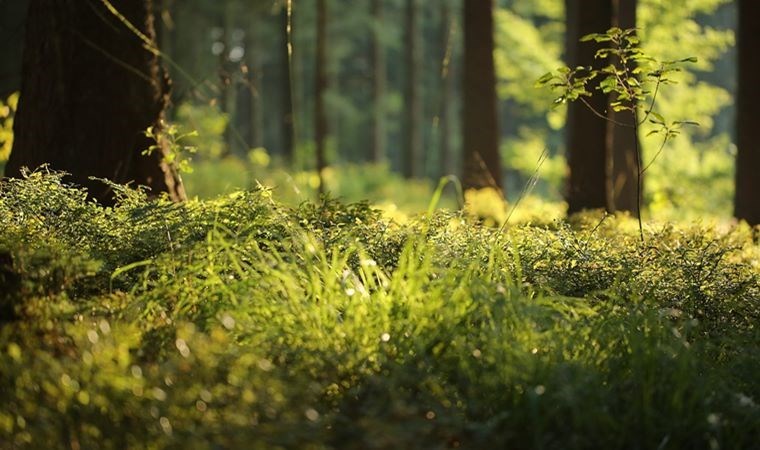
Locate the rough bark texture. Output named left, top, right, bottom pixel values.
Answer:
left=370, top=0, right=386, bottom=164
left=462, top=0, right=502, bottom=191
left=608, top=0, right=639, bottom=214
left=315, top=0, right=328, bottom=193
left=403, top=0, right=422, bottom=179
left=735, top=0, right=760, bottom=226
left=5, top=0, right=185, bottom=204
left=564, top=0, right=612, bottom=213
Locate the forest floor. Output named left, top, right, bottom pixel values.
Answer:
left=1, top=171, right=759, bottom=449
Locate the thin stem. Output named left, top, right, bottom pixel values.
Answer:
left=633, top=117, right=644, bottom=244
left=579, top=97, right=633, bottom=128
left=640, top=133, right=670, bottom=174
left=639, top=78, right=661, bottom=126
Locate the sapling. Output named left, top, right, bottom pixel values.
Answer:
left=537, top=27, right=698, bottom=242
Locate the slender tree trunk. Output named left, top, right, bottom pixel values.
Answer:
left=564, top=0, right=612, bottom=213
left=462, top=0, right=502, bottom=191
left=608, top=0, right=639, bottom=214
left=5, top=0, right=184, bottom=204
left=245, top=24, right=263, bottom=150
left=370, top=0, right=386, bottom=164
left=735, top=0, right=760, bottom=226
left=218, top=2, right=233, bottom=157
left=403, top=0, right=423, bottom=179
left=439, top=2, right=455, bottom=177
left=315, top=0, right=328, bottom=193
left=280, top=4, right=294, bottom=163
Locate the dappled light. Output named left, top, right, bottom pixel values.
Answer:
left=0, top=0, right=758, bottom=448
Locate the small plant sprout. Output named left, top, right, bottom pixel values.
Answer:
left=537, top=27, right=699, bottom=242
left=143, top=121, right=199, bottom=174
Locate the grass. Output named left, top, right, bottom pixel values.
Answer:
left=1, top=170, right=759, bottom=449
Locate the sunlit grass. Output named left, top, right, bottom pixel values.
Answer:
left=0, top=171, right=758, bottom=449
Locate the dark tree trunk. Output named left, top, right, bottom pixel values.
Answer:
left=735, top=0, right=760, bottom=226
left=439, top=2, right=455, bottom=178
left=5, top=0, right=185, bottom=204
left=608, top=0, right=639, bottom=214
left=0, top=0, right=29, bottom=99
left=245, top=22, right=263, bottom=150
left=462, top=0, right=502, bottom=191
left=315, top=0, right=328, bottom=194
left=564, top=0, right=612, bottom=213
left=217, top=2, right=233, bottom=157
left=369, top=0, right=386, bottom=164
left=279, top=4, right=294, bottom=163
left=403, top=0, right=423, bottom=179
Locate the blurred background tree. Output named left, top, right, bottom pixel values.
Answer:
left=0, top=0, right=743, bottom=222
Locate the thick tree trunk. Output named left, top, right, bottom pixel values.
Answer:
left=462, top=0, right=502, bottom=191
left=735, top=0, right=760, bottom=226
left=403, top=0, right=423, bottom=179
left=608, top=0, right=639, bottom=215
left=0, top=0, right=29, bottom=99
left=369, top=0, right=386, bottom=164
left=5, top=0, right=185, bottom=204
left=315, top=0, right=328, bottom=194
left=564, top=0, right=612, bottom=213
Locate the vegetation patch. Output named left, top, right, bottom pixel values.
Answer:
left=1, top=172, right=758, bottom=449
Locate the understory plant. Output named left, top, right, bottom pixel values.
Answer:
left=0, top=171, right=758, bottom=449
left=537, top=27, right=699, bottom=241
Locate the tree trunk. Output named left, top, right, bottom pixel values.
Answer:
left=403, top=0, right=423, bottom=179
left=315, top=0, right=328, bottom=194
left=0, top=0, right=29, bottom=99
left=280, top=4, right=295, bottom=163
left=462, top=0, right=502, bottom=191
left=439, top=2, right=455, bottom=178
left=217, top=2, right=233, bottom=157
left=245, top=21, right=263, bottom=150
left=735, top=0, right=760, bottom=226
left=608, top=0, right=639, bottom=215
left=5, top=0, right=184, bottom=204
left=369, top=0, right=386, bottom=164
left=564, top=0, right=612, bottom=213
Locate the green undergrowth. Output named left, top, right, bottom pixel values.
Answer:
left=1, top=171, right=759, bottom=449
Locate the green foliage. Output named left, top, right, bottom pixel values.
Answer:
left=1, top=173, right=758, bottom=449
left=0, top=92, right=18, bottom=162
left=174, top=102, right=230, bottom=160
left=498, top=1, right=735, bottom=220
left=144, top=122, right=199, bottom=174
left=182, top=158, right=458, bottom=218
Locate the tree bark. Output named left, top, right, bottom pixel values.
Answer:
left=735, top=0, right=760, bottom=226
left=608, top=0, right=639, bottom=215
left=315, top=0, right=328, bottom=194
left=403, top=0, right=423, bottom=179
left=279, top=4, right=294, bottom=163
left=369, top=0, right=386, bottom=164
left=462, top=0, right=502, bottom=191
left=5, top=0, right=185, bottom=204
left=564, top=0, right=612, bottom=213
left=245, top=20, right=263, bottom=150
left=439, top=2, right=455, bottom=178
